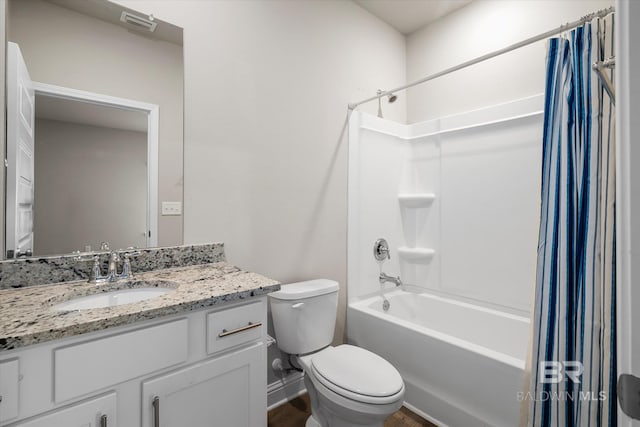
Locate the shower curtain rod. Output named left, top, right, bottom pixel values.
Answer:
left=348, top=6, right=615, bottom=110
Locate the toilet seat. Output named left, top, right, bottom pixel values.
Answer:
left=310, top=345, right=404, bottom=405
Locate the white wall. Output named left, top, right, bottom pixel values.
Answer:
left=7, top=0, right=184, bottom=247
left=347, top=114, right=414, bottom=301
left=113, top=0, right=406, bottom=339
left=349, top=95, right=543, bottom=313
left=406, top=0, right=614, bottom=123
left=436, top=98, right=542, bottom=312
left=34, top=118, right=147, bottom=255
left=112, top=0, right=406, bottom=391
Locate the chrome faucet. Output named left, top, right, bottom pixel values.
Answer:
left=379, top=272, right=402, bottom=287
left=77, top=248, right=141, bottom=284
left=373, top=238, right=391, bottom=261
left=107, top=251, right=120, bottom=279
left=118, top=250, right=141, bottom=280
left=75, top=255, right=111, bottom=284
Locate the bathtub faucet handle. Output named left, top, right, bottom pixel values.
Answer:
left=374, top=238, right=391, bottom=261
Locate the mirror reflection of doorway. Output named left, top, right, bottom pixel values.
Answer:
left=4, top=0, right=184, bottom=259
left=34, top=94, right=149, bottom=255
left=6, top=41, right=160, bottom=258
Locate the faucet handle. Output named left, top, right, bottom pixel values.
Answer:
left=122, top=247, right=141, bottom=258
left=75, top=254, right=103, bottom=283
left=118, top=248, right=140, bottom=280
left=374, top=238, right=391, bottom=261
left=75, top=254, right=99, bottom=263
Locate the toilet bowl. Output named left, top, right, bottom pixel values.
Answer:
left=298, top=345, right=405, bottom=427
left=269, top=280, right=405, bottom=427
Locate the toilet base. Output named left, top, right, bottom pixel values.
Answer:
left=305, top=415, right=321, bottom=427
left=300, top=357, right=401, bottom=427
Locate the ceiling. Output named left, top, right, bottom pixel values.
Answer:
left=354, top=0, right=473, bottom=35
left=35, top=95, right=148, bottom=133
left=47, top=0, right=183, bottom=45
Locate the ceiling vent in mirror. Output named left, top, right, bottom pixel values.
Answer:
left=120, top=11, right=157, bottom=33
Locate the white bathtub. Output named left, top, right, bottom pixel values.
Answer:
left=347, top=289, right=530, bottom=427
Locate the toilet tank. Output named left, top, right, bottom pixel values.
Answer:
left=269, top=279, right=339, bottom=355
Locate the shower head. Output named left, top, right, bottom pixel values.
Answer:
left=376, top=90, right=398, bottom=118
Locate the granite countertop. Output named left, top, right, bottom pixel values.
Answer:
left=0, top=262, right=280, bottom=352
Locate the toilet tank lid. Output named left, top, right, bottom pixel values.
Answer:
left=269, top=279, right=339, bottom=300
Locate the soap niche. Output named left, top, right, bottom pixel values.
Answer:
left=398, top=193, right=436, bottom=262
left=397, top=141, right=439, bottom=287
left=398, top=193, right=436, bottom=208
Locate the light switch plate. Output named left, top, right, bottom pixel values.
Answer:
left=161, top=201, right=182, bottom=216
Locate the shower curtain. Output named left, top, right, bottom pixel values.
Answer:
left=525, top=20, right=616, bottom=427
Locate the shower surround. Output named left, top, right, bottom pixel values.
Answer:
left=347, top=95, right=543, bottom=426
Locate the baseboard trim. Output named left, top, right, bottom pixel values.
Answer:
left=267, top=372, right=307, bottom=411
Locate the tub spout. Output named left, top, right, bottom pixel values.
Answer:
left=380, top=272, right=402, bottom=287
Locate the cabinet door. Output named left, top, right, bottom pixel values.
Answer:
left=14, top=393, right=116, bottom=427
left=0, top=358, right=19, bottom=423
left=142, top=343, right=266, bottom=427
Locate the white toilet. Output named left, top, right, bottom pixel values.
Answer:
left=269, top=279, right=405, bottom=427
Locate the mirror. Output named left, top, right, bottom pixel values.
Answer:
left=4, top=0, right=184, bottom=258
left=32, top=88, right=152, bottom=255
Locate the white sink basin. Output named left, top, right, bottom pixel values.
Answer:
left=53, top=287, right=174, bottom=311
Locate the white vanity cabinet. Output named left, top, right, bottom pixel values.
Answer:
left=0, top=297, right=268, bottom=427
left=11, top=393, right=116, bottom=427
left=142, top=342, right=264, bottom=426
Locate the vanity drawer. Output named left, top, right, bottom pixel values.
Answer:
left=0, top=358, right=19, bottom=423
left=14, top=392, right=116, bottom=427
left=54, top=319, right=188, bottom=403
left=206, top=301, right=264, bottom=354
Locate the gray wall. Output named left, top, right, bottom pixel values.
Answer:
left=7, top=0, right=183, bottom=247
left=34, top=118, right=147, bottom=255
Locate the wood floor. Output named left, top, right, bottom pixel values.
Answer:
left=267, top=394, right=437, bottom=427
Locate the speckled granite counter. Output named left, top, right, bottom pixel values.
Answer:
left=0, top=262, right=280, bottom=352
left=0, top=243, right=226, bottom=289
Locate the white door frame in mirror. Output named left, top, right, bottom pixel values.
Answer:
left=31, top=81, right=159, bottom=248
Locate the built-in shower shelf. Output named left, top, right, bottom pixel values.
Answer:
left=398, top=193, right=436, bottom=208
left=398, top=247, right=435, bottom=263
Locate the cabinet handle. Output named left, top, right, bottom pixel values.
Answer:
left=218, top=321, right=262, bottom=338
left=100, top=414, right=108, bottom=427
left=152, top=396, right=160, bottom=427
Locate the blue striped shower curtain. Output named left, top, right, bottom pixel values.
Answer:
left=526, top=22, right=616, bottom=427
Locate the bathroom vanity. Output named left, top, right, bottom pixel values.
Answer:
left=0, top=246, right=280, bottom=427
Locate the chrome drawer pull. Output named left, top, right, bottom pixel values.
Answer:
left=218, top=322, right=262, bottom=338
left=100, top=414, right=108, bottom=427
left=152, top=396, right=160, bottom=427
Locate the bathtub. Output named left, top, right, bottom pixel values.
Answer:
left=347, top=289, right=530, bottom=427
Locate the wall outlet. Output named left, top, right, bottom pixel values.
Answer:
left=161, top=201, right=182, bottom=216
